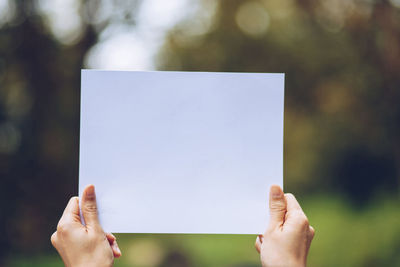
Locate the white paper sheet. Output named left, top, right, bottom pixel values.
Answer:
left=79, top=70, right=284, bottom=234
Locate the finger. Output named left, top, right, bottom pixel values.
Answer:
left=268, top=185, right=287, bottom=228
left=309, top=225, right=315, bottom=239
left=50, top=231, right=57, bottom=247
left=284, top=193, right=310, bottom=229
left=59, top=197, right=80, bottom=224
left=111, top=240, right=122, bottom=258
left=284, top=193, right=303, bottom=212
left=81, top=184, right=102, bottom=232
left=254, top=235, right=262, bottom=253
left=106, top=233, right=116, bottom=243
left=106, top=233, right=122, bottom=257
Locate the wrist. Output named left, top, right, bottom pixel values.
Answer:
left=264, top=263, right=305, bottom=267
left=287, top=259, right=306, bottom=267
left=74, top=262, right=113, bottom=267
left=262, top=257, right=306, bottom=267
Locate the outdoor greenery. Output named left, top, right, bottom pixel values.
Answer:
left=1, top=0, right=399, bottom=266
left=6, top=195, right=400, bottom=267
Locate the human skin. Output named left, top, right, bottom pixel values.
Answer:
left=52, top=184, right=313, bottom=267
left=51, top=185, right=121, bottom=267
left=255, top=185, right=315, bottom=267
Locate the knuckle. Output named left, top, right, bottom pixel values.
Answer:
left=285, top=193, right=294, bottom=199
left=57, top=222, right=71, bottom=234
left=50, top=232, right=57, bottom=246
left=300, top=217, right=309, bottom=227
left=68, top=196, right=79, bottom=206
left=302, top=216, right=309, bottom=226
left=284, top=193, right=296, bottom=203
left=293, top=210, right=309, bottom=226
left=83, top=203, right=97, bottom=213
left=310, top=227, right=316, bottom=238
left=270, top=201, right=286, bottom=212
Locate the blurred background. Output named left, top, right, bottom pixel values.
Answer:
left=1, top=0, right=400, bottom=266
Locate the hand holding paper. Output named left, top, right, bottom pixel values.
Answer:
left=255, top=185, right=315, bottom=267
left=79, top=70, right=285, bottom=234
left=51, top=185, right=315, bottom=267
left=52, top=70, right=316, bottom=266
left=51, top=185, right=121, bottom=267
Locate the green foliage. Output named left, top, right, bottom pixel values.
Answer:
left=1, top=0, right=400, bottom=266
left=6, top=195, right=400, bottom=267
left=306, top=196, right=400, bottom=267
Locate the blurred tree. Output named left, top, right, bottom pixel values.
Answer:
left=0, top=0, right=140, bottom=262
left=157, top=0, right=400, bottom=204
left=1, top=0, right=400, bottom=265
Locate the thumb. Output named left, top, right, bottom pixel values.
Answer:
left=268, top=185, right=287, bottom=229
left=81, top=184, right=102, bottom=232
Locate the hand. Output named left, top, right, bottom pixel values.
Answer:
left=51, top=185, right=121, bottom=267
left=255, top=185, right=315, bottom=267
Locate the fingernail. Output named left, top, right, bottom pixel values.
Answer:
left=271, top=186, right=282, bottom=199
left=86, top=185, right=95, bottom=198
left=115, top=243, right=121, bottom=255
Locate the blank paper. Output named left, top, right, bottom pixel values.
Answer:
left=79, top=70, right=284, bottom=234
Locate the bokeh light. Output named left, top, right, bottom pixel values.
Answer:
left=1, top=0, right=400, bottom=266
